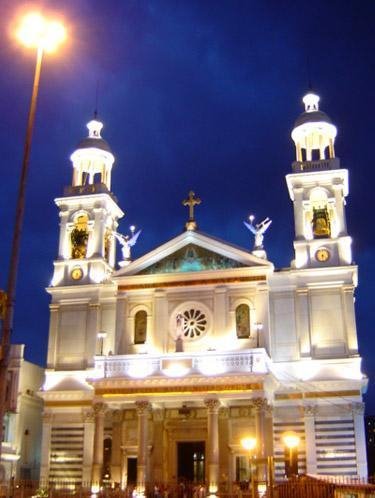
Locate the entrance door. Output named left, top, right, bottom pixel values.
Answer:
left=127, top=457, right=137, bottom=484
left=177, top=442, right=205, bottom=482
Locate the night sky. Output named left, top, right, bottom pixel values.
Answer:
left=0, top=1, right=374, bottom=410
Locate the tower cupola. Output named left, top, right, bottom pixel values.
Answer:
left=291, top=92, right=337, bottom=166
left=70, top=118, right=115, bottom=190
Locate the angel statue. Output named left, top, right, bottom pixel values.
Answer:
left=113, top=225, right=142, bottom=266
left=244, top=215, right=272, bottom=250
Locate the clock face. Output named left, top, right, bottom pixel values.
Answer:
left=315, top=248, right=330, bottom=262
left=71, top=266, right=83, bottom=280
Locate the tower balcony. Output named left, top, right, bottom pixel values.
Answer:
left=292, top=157, right=340, bottom=172
left=93, top=348, right=270, bottom=380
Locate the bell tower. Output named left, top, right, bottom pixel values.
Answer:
left=286, top=92, right=352, bottom=269
left=51, top=118, right=124, bottom=286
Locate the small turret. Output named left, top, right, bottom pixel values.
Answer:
left=291, top=92, right=338, bottom=172
left=70, top=119, right=115, bottom=190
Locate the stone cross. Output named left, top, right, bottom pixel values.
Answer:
left=182, top=191, right=201, bottom=230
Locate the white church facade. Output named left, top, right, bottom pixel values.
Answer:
left=39, top=93, right=367, bottom=492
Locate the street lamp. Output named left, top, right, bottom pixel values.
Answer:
left=241, top=437, right=257, bottom=498
left=97, top=331, right=107, bottom=356
left=282, top=432, right=300, bottom=478
left=0, top=11, right=66, bottom=460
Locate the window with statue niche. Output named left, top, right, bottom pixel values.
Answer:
left=309, top=188, right=333, bottom=239
left=236, top=304, right=251, bottom=339
left=71, top=213, right=89, bottom=259
left=134, top=310, right=147, bottom=344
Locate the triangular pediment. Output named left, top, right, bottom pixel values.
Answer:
left=114, top=230, right=273, bottom=277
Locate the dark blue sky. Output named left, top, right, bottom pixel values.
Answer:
left=0, top=1, right=374, bottom=409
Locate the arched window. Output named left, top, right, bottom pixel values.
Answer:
left=236, top=304, right=250, bottom=338
left=134, top=310, right=147, bottom=344
left=71, top=213, right=89, bottom=258
left=310, top=188, right=331, bottom=238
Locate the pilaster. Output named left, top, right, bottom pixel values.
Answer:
left=82, top=408, right=95, bottom=484
left=303, top=405, right=317, bottom=475
left=91, top=402, right=107, bottom=490
left=39, top=411, right=53, bottom=483
left=136, top=400, right=151, bottom=495
left=352, top=402, right=367, bottom=478
left=204, top=398, right=220, bottom=495
left=111, top=410, right=123, bottom=484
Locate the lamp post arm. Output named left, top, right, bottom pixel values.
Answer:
left=0, top=46, right=44, bottom=460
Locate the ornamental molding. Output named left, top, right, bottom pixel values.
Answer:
left=303, top=405, right=317, bottom=417
left=135, top=400, right=151, bottom=415
left=252, top=397, right=268, bottom=412
left=204, top=398, right=220, bottom=412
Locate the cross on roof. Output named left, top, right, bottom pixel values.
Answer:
left=182, top=190, right=201, bottom=231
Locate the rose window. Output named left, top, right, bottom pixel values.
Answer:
left=170, top=302, right=212, bottom=342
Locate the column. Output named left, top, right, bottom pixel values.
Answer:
left=136, top=400, right=151, bottom=496
left=296, top=288, right=311, bottom=357
left=39, top=411, right=53, bottom=484
left=82, top=409, right=95, bottom=484
left=342, top=285, right=359, bottom=355
left=111, top=410, right=123, bottom=484
left=57, top=209, right=70, bottom=259
left=154, top=290, right=168, bottom=352
left=92, top=207, right=105, bottom=257
left=46, top=304, right=59, bottom=368
left=333, top=181, right=347, bottom=236
left=352, top=402, right=367, bottom=478
left=303, top=405, right=317, bottom=475
left=218, top=407, right=230, bottom=493
left=86, top=303, right=101, bottom=366
left=152, top=409, right=165, bottom=483
left=252, top=398, right=267, bottom=481
left=204, top=398, right=220, bottom=495
left=292, top=187, right=305, bottom=240
left=214, top=286, right=227, bottom=341
left=91, top=402, right=106, bottom=491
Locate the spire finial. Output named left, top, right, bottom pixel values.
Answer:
left=182, top=190, right=201, bottom=231
left=94, top=80, right=99, bottom=120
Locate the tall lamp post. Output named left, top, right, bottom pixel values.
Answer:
left=283, top=432, right=300, bottom=478
left=241, top=437, right=257, bottom=498
left=0, top=12, right=66, bottom=461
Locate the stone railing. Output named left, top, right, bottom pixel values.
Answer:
left=94, top=349, right=269, bottom=379
left=292, top=157, right=340, bottom=172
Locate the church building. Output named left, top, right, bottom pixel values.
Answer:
left=39, top=92, right=368, bottom=492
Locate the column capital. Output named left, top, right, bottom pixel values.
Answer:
left=352, top=402, right=365, bottom=415
left=82, top=408, right=95, bottom=423
left=265, top=404, right=273, bottom=418
left=204, top=398, right=220, bottom=413
left=93, top=402, right=107, bottom=416
left=303, top=405, right=317, bottom=417
left=135, top=400, right=151, bottom=415
left=252, top=397, right=268, bottom=412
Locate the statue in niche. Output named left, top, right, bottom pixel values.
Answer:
left=236, top=304, right=250, bottom=338
left=312, top=207, right=331, bottom=238
left=134, top=310, right=147, bottom=344
left=71, top=214, right=89, bottom=259
left=175, top=313, right=184, bottom=352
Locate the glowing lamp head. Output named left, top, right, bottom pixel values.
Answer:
left=16, top=12, right=66, bottom=53
left=249, top=214, right=255, bottom=223
left=241, top=436, right=257, bottom=452
left=283, top=432, right=300, bottom=449
left=97, top=331, right=107, bottom=340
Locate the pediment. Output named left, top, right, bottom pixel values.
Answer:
left=114, top=230, right=273, bottom=277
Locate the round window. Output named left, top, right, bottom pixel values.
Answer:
left=170, top=302, right=212, bottom=341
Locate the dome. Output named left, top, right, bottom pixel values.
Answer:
left=294, top=109, right=333, bottom=128
left=75, top=136, right=112, bottom=153
left=74, top=119, right=113, bottom=153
